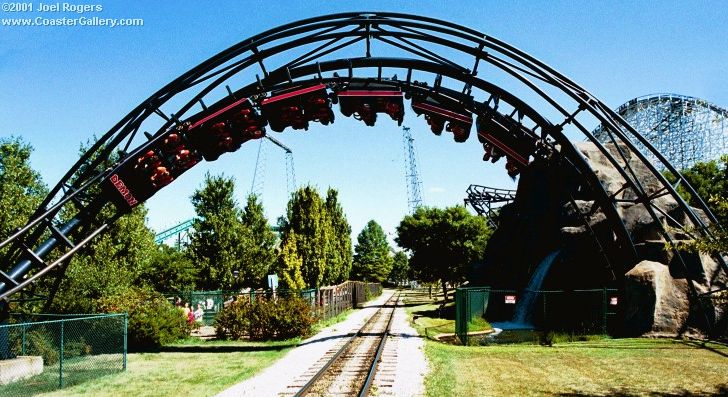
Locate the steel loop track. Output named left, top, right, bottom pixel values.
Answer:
left=293, top=293, right=400, bottom=397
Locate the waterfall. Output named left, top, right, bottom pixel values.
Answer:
left=491, top=249, right=561, bottom=332
left=511, top=249, right=561, bottom=326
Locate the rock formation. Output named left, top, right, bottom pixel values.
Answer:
left=473, top=141, right=726, bottom=336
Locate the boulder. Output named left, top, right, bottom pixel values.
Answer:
left=475, top=141, right=726, bottom=336
left=624, top=260, right=690, bottom=336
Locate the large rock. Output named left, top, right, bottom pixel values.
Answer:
left=475, top=141, right=726, bottom=336
left=624, top=260, right=690, bottom=336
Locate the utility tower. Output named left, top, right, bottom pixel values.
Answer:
left=250, top=135, right=296, bottom=197
left=402, top=126, right=424, bottom=213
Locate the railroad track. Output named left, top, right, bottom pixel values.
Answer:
left=284, top=293, right=400, bottom=397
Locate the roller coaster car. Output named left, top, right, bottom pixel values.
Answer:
left=186, top=97, right=265, bottom=161
left=104, top=126, right=207, bottom=210
left=411, top=96, right=472, bottom=142
left=261, top=84, right=333, bottom=132
left=335, top=83, right=404, bottom=127
left=476, top=110, right=538, bottom=176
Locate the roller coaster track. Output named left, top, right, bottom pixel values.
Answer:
left=0, top=13, right=724, bottom=333
left=463, top=184, right=517, bottom=228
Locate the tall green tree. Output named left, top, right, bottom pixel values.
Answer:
left=352, top=220, right=393, bottom=282
left=238, top=194, right=278, bottom=287
left=396, top=206, right=491, bottom=300
left=388, top=250, right=411, bottom=285
left=324, top=189, right=353, bottom=283
left=276, top=230, right=306, bottom=290
left=187, top=173, right=246, bottom=290
left=0, top=137, right=47, bottom=258
left=280, top=186, right=330, bottom=288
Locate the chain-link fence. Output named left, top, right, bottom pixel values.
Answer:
left=0, top=313, right=126, bottom=396
left=168, top=282, right=382, bottom=325
left=168, top=289, right=317, bottom=325
left=455, top=287, right=490, bottom=345
left=455, top=288, right=620, bottom=344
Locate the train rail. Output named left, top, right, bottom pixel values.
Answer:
left=287, top=293, right=400, bottom=397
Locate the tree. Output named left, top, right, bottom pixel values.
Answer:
left=0, top=137, right=47, bottom=258
left=396, top=206, right=491, bottom=300
left=238, top=194, right=278, bottom=287
left=279, top=186, right=330, bottom=288
left=32, top=139, right=164, bottom=313
left=140, top=245, right=198, bottom=293
left=187, top=173, right=246, bottom=290
left=665, top=155, right=728, bottom=253
left=50, top=205, right=158, bottom=313
left=324, top=189, right=353, bottom=283
left=352, top=220, right=393, bottom=282
left=275, top=230, right=306, bottom=290
left=388, top=250, right=410, bottom=285
left=666, top=155, right=727, bottom=225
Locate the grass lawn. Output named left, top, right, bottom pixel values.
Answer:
left=425, top=338, right=728, bottom=396
left=398, top=288, right=728, bottom=396
left=37, top=339, right=296, bottom=397
left=32, top=304, right=360, bottom=397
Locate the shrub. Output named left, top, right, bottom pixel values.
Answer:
left=13, top=328, right=60, bottom=365
left=99, top=286, right=191, bottom=350
left=215, top=295, right=316, bottom=340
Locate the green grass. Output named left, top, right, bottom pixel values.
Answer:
left=425, top=337, right=728, bottom=396
left=37, top=339, right=296, bottom=397
left=404, top=289, right=491, bottom=341
left=313, top=309, right=354, bottom=332
left=27, top=305, right=357, bottom=396
left=398, top=289, right=728, bottom=395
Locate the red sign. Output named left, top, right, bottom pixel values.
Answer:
left=609, top=297, right=618, bottom=306
left=505, top=295, right=517, bottom=304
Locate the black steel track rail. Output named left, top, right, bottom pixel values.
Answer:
left=0, top=12, right=724, bottom=318
left=295, top=293, right=399, bottom=397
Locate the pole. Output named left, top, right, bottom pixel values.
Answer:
left=602, top=288, right=608, bottom=335
left=123, top=313, right=128, bottom=371
left=59, top=321, right=64, bottom=388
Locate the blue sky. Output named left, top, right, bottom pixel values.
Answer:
left=1, top=1, right=727, bottom=244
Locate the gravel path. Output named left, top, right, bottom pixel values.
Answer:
left=216, top=289, right=428, bottom=397
left=372, top=294, right=427, bottom=397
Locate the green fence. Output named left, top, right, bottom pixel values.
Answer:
left=168, top=282, right=381, bottom=326
left=0, top=313, right=127, bottom=396
left=168, top=289, right=317, bottom=325
left=455, top=287, right=491, bottom=345
left=487, top=288, right=619, bottom=334
left=456, top=288, right=620, bottom=345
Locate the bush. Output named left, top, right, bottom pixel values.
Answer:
left=11, top=328, right=60, bottom=365
left=99, top=286, right=191, bottom=350
left=215, top=295, right=316, bottom=341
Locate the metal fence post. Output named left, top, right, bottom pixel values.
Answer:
left=123, top=313, right=128, bottom=371
left=602, top=288, right=608, bottom=335
left=59, top=321, right=64, bottom=388
left=21, top=324, right=26, bottom=355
